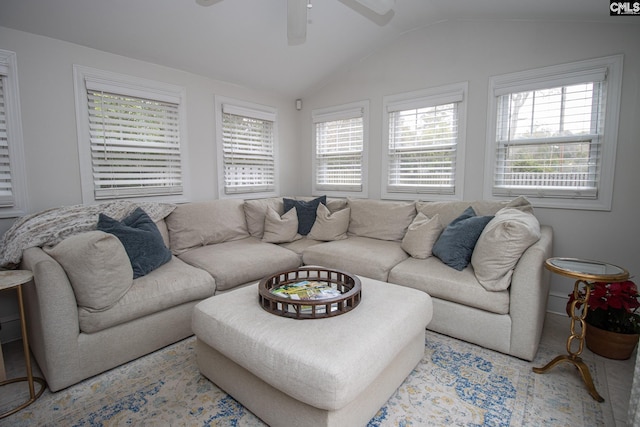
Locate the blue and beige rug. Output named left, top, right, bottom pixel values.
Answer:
left=1, top=331, right=614, bottom=426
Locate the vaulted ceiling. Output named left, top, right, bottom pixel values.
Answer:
left=0, top=0, right=625, bottom=98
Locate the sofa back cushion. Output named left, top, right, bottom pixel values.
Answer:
left=347, top=199, right=416, bottom=241
left=166, top=199, right=249, bottom=254
left=416, top=196, right=532, bottom=228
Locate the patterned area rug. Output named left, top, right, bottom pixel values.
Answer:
left=1, top=331, right=614, bottom=426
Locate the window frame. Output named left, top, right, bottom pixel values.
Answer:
left=382, top=82, right=468, bottom=201
left=0, top=49, right=28, bottom=218
left=484, top=55, right=623, bottom=211
left=311, top=100, right=369, bottom=198
left=215, top=95, right=279, bottom=199
left=73, top=65, right=189, bottom=204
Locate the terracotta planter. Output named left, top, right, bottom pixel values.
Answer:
left=585, top=323, right=639, bottom=360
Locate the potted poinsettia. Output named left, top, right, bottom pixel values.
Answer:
left=567, top=280, right=640, bottom=359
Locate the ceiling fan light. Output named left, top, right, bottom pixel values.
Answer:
left=353, top=0, right=395, bottom=15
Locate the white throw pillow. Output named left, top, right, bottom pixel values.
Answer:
left=307, top=204, right=350, bottom=241
left=401, top=213, right=443, bottom=259
left=262, top=207, right=302, bottom=244
left=44, top=231, right=134, bottom=311
left=471, top=208, right=541, bottom=291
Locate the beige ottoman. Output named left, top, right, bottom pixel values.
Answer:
left=192, top=276, right=433, bottom=427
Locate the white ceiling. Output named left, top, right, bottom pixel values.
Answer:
left=0, top=0, right=626, bottom=98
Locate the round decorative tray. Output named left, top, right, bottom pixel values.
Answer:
left=258, top=267, right=361, bottom=319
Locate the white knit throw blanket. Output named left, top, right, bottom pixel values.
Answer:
left=0, top=201, right=176, bottom=268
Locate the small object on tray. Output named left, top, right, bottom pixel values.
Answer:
left=258, top=267, right=361, bottom=319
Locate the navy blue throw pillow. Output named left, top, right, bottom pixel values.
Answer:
left=97, top=207, right=172, bottom=279
left=432, top=206, right=493, bottom=271
left=283, top=196, right=326, bottom=235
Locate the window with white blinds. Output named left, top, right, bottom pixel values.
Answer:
left=219, top=102, right=277, bottom=196
left=485, top=55, right=623, bottom=210
left=0, top=75, right=12, bottom=207
left=0, top=49, right=27, bottom=217
left=74, top=65, right=186, bottom=203
left=312, top=102, right=367, bottom=195
left=383, top=83, right=467, bottom=199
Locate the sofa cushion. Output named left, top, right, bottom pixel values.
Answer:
left=307, top=204, right=350, bottom=241
left=97, top=207, right=172, bottom=279
left=471, top=207, right=541, bottom=291
left=401, top=213, right=443, bottom=259
left=302, top=236, right=409, bottom=282
left=283, top=196, right=326, bottom=235
left=432, top=207, right=493, bottom=271
left=278, top=237, right=324, bottom=259
left=347, top=199, right=416, bottom=241
left=44, top=231, right=133, bottom=312
left=262, top=207, right=302, bottom=244
left=244, top=197, right=284, bottom=239
left=388, top=257, right=510, bottom=315
left=166, top=199, right=249, bottom=254
left=178, top=237, right=301, bottom=291
left=78, top=256, right=216, bottom=333
left=416, top=196, right=532, bottom=229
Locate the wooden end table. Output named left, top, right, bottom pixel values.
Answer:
left=533, top=257, right=629, bottom=402
left=0, top=270, right=46, bottom=419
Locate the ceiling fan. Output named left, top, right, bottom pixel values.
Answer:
left=196, top=0, right=396, bottom=45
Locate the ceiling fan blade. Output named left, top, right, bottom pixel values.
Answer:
left=352, top=0, right=395, bottom=15
left=287, top=0, right=308, bottom=45
left=195, top=0, right=224, bottom=6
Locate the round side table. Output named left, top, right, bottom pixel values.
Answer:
left=533, top=257, right=629, bottom=402
left=0, top=270, right=46, bottom=419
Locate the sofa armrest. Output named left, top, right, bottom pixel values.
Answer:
left=20, top=246, right=81, bottom=388
left=506, top=225, right=553, bottom=360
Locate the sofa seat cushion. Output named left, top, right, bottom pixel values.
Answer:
left=279, top=237, right=323, bottom=258
left=178, top=237, right=301, bottom=292
left=388, top=257, right=509, bottom=315
left=78, top=256, right=215, bottom=333
left=302, top=236, right=409, bottom=282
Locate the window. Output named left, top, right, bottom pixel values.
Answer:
left=312, top=101, right=368, bottom=197
left=215, top=96, right=278, bottom=198
left=0, top=49, right=28, bottom=218
left=73, top=65, right=187, bottom=204
left=382, top=83, right=467, bottom=200
left=485, top=55, right=623, bottom=210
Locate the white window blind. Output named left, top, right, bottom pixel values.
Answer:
left=0, top=74, right=13, bottom=207
left=222, top=104, right=275, bottom=195
left=86, top=83, right=183, bottom=200
left=313, top=107, right=363, bottom=192
left=386, top=91, right=463, bottom=195
left=493, top=80, right=606, bottom=199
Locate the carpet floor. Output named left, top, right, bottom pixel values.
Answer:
left=0, top=330, right=614, bottom=426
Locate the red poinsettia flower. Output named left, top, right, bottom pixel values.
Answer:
left=566, top=280, right=640, bottom=334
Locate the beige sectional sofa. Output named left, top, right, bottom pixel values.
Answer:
left=18, top=196, right=552, bottom=392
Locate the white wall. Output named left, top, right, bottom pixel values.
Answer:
left=298, top=20, right=640, bottom=314
left=0, top=26, right=303, bottom=341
